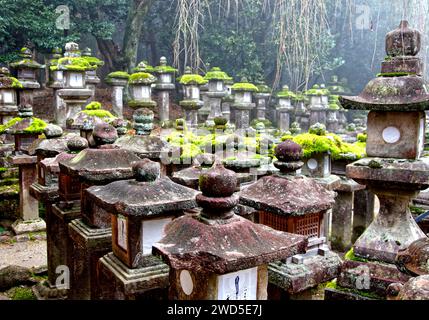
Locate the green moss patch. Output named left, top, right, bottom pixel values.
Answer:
left=0, top=117, right=47, bottom=134
left=154, top=65, right=177, bottom=74
left=128, top=72, right=157, bottom=85
left=106, top=71, right=130, bottom=80
left=51, top=57, right=94, bottom=72
left=85, top=101, right=102, bottom=110
left=0, top=76, right=23, bottom=89
left=8, top=287, right=37, bottom=300
left=82, top=56, right=104, bottom=67
left=82, top=109, right=115, bottom=119
left=231, top=82, right=258, bottom=92
left=179, top=74, right=208, bottom=85
left=376, top=72, right=416, bottom=77
left=305, top=85, right=330, bottom=96
left=204, top=67, right=232, bottom=81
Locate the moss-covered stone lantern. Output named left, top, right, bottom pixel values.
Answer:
left=105, top=71, right=130, bottom=118
left=276, top=85, right=296, bottom=132
left=179, top=67, right=208, bottom=128
left=254, top=82, right=271, bottom=121
left=47, top=48, right=67, bottom=125
left=240, top=140, right=341, bottom=297
left=327, top=21, right=429, bottom=300
left=154, top=57, right=177, bottom=125
left=0, top=67, right=22, bottom=125
left=231, top=78, right=258, bottom=130
left=306, top=84, right=329, bottom=126
left=81, top=47, right=104, bottom=103
left=9, top=47, right=44, bottom=94
left=55, top=42, right=93, bottom=127
left=127, top=70, right=157, bottom=110
left=204, top=67, right=231, bottom=124
left=293, top=93, right=310, bottom=133
left=153, top=162, right=307, bottom=300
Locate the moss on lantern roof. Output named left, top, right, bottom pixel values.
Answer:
left=84, top=101, right=102, bottom=110
left=376, top=72, right=416, bottom=77
left=50, top=57, right=94, bottom=72
left=357, top=133, right=367, bottom=143
left=231, top=82, right=258, bottom=92
left=106, top=71, right=130, bottom=79
left=81, top=55, right=104, bottom=67
left=179, top=73, right=208, bottom=85
left=305, top=85, right=330, bottom=96
left=133, top=61, right=155, bottom=73
left=154, top=65, right=177, bottom=74
left=10, top=59, right=44, bottom=69
left=0, top=117, right=47, bottom=134
left=292, top=92, right=308, bottom=102
left=329, top=95, right=341, bottom=110
left=128, top=72, right=157, bottom=84
left=204, top=67, right=232, bottom=81
left=280, top=132, right=366, bottom=160
left=276, top=87, right=296, bottom=99
left=256, top=83, right=271, bottom=93
left=82, top=109, right=115, bottom=119
left=0, top=76, right=23, bottom=89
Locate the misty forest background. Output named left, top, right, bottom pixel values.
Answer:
left=1, top=0, right=429, bottom=93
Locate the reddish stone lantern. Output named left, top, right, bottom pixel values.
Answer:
left=153, top=163, right=307, bottom=300
left=89, top=159, right=199, bottom=299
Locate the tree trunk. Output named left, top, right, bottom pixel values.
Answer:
left=96, top=38, right=124, bottom=72
left=123, top=0, right=154, bottom=72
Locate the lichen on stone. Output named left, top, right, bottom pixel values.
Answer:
left=128, top=72, right=157, bottom=85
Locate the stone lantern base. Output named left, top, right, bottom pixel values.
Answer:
left=97, top=252, right=169, bottom=300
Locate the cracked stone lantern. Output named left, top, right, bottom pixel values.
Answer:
left=276, top=85, right=295, bottom=132
left=254, top=82, right=271, bottom=121
left=0, top=67, right=22, bottom=125
left=239, top=140, right=341, bottom=297
left=128, top=66, right=157, bottom=111
left=204, top=67, right=231, bottom=125
left=9, top=47, right=44, bottom=110
left=89, top=159, right=200, bottom=299
left=56, top=42, right=93, bottom=127
left=153, top=162, right=307, bottom=300
left=114, top=108, right=178, bottom=176
left=306, top=85, right=329, bottom=126
left=231, top=78, right=258, bottom=130
left=327, top=21, right=429, bottom=300
left=179, top=67, right=207, bottom=128
left=105, top=72, right=129, bottom=118
left=81, top=47, right=104, bottom=103
left=154, top=57, right=177, bottom=125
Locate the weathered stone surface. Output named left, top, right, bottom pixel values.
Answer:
left=240, top=175, right=336, bottom=217
left=11, top=219, right=46, bottom=235
left=269, top=251, right=342, bottom=294
left=86, top=176, right=199, bottom=217
left=386, top=20, right=421, bottom=57
left=0, top=265, right=32, bottom=290
left=154, top=214, right=307, bottom=275
left=92, top=122, right=118, bottom=146
left=28, top=133, right=76, bottom=158
left=43, top=124, right=63, bottom=139
left=396, top=237, right=429, bottom=276
left=397, top=275, right=429, bottom=300
left=114, top=134, right=176, bottom=160
left=59, top=148, right=140, bottom=183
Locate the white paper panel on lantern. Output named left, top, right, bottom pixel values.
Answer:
left=161, top=74, right=171, bottom=83
left=56, top=71, right=64, bottom=81
left=216, top=81, right=223, bottom=91
left=191, top=87, right=200, bottom=99
left=418, top=117, right=425, bottom=156
left=323, top=154, right=330, bottom=176
left=3, top=91, right=13, bottom=103
left=243, top=92, right=252, bottom=103
left=217, top=267, right=258, bottom=300
left=117, top=215, right=128, bottom=251
left=141, top=86, right=151, bottom=99
left=69, top=73, right=83, bottom=88
left=142, top=217, right=172, bottom=255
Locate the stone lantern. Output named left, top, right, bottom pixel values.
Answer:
left=231, top=78, right=258, bottom=130
left=92, top=159, right=200, bottom=299
left=306, top=84, right=329, bottom=126
left=3, top=105, right=47, bottom=234
left=179, top=67, right=208, bottom=128
left=276, top=85, right=295, bottom=132
left=47, top=48, right=66, bottom=125
left=204, top=67, right=231, bottom=124
left=221, top=79, right=234, bottom=121
left=127, top=70, right=157, bottom=110
left=327, top=95, right=340, bottom=133
left=153, top=162, right=307, bottom=300
left=293, top=93, right=309, bottom=132
left=81, top=47, right=104, bottom=103
left=56, top=42, right=93, bottom=127
left=59, top=125, right=141, bottom=299
left=154, top=57, right=177, bottom=125
left=114, top=108, right=178, bottom=176
left=9, top=47, right=44, bottom=109
left=254, top=82, right=271, bottom=121
left=105, top=72, right=129, bottom=118
left=328, top=21, right=429, bottom=300
left=0, top=67, right=22, bottom=125
left=239, top=140, right=341, bottom=297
